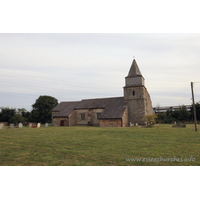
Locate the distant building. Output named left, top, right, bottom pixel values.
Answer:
left=153, top=105, right=191, bottom=113
left=52, top=59, right=153, bottom=127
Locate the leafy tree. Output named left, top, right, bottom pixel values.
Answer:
left=0, top=107, right=16, bottom=122
left=17, top=108, right=31, bottom=122
left=191, top=102, right=200, bottom=122
left=31, top=95, right=58, bottom=123
left=171, top=106, right=190, bottom=122
left=0, top=107, right=28, bottom=124
left=156, top=105, right=192, bottom=124
left=9, top=114, right=25, bottom=124
left=165, top=111, right=176, bottom=123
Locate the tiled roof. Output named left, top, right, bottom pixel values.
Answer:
left=52, top=101, right=80, bottom=117
left=52, top=97, right=126, bottom=119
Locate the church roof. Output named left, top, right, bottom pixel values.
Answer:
left=52, top=97, right=126, bottom=119
left=52, top=101, right=80, bottom=117
left=127, top=59, right=142, bottom=77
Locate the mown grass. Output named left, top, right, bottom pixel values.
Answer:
left=0, top=124, right=199, bottom=166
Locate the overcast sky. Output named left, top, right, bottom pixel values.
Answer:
left=1, top=1, right=200, bottom=197
left=1, top=33, right=200, bottom=111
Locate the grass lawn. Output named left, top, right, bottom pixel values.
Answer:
left=0, top=124, right=199, bottom=166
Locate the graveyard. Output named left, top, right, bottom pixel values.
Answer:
left=0, top=124, right=199, bottom=166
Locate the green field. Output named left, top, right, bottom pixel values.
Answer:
left=0, top=124, right=199, bottom=166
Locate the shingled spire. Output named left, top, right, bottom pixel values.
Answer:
left=125, top=59, right=145, bottom=87
left=127, top=59, right=142, bottom=77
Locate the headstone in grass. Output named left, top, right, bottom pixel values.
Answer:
left=32, top=123, right=37, bottom=128
left=135, top=123, right=138, bottom=127
left=0, top=123, right=3, bottom=129
left=18, top=123, right=23, bottom=128
left=29, top=123, right=32, bottom=128
left=45, top=123, right=48, bottom=128
left=37, top=123, right=41, bottom=128
left=172, top=122, right=186, bottom=128
left=10, top=123, right=14, bottom=128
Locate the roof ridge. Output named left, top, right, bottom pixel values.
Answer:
left=60, top=101, right=81, bottom=103
left=82, top=96, right=123, bottom=101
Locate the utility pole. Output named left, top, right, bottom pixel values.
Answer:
left=191, top=82, right=197, bottom=131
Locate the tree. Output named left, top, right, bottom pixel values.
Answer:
left=156, top=105, right=192, bottom=124
left=17, top=108, right=31, bottom=122
left=191, top=102, right=200, bottom=121
left=31, top=95, right=58, bottom=123
left=177, top=106, right=190, bottom=122
left=141, top=114, right=157, bottom=127
left=0, top=107, right=16, bottom=123
left=9, top=113, right=25, bottom=124
left=0, top=107, right=28, bottom=124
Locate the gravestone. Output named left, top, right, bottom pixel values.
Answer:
left=10, top=123, right=14, bottom=128
left=135, top=123, right=138, bottom=127
left=0, top=124, right=3, bottom=129
left=37, top=123, right=41, bottom=128
left=29, top=123, right=32, bottom=128
left=45, top=123, right=48, bottom=128
left=18, top=123, right=23, bottom=128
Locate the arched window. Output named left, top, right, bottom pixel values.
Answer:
left=132, top=90, right=135, bottom=96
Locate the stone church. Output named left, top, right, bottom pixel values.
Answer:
left=52, top=59, right=153, bottom=127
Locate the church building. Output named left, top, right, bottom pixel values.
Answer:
left=52, top=59, right=153, bottom=127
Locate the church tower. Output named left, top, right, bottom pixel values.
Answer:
left=124, top=59, right=153, bottom=125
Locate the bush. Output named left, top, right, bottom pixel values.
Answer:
left=141, top=114, right=157, bottom=127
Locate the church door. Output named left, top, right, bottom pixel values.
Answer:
left=60, top=120, right=65, bottom=126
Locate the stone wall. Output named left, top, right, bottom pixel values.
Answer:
left=127, top=99, right=145, bottom=125
left=144, top=90, right=153, bottom=115
left=53, top=117, right=69, bottom=126
left=124, top=86, right=145, bottom=100
left=124, top=85, right=154, bottom=125
left=52, top=111, right=58, bottom=126
left=52, top=109, right=105, bottom=126
left=69, top=110, right=76, bottom=126
left=122, top=107, right=128, bottom=127
left=75, top=108, right=104, bottom=126
left=99, top=119, right=122, bottom=127
left=124, top=86, right=146, bottom=125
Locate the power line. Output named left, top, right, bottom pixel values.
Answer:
left=0, top=91, right=37, bottom=98
left=0, top=82, right=121, bottom=98
left=0, top=70, right=120, bottom=90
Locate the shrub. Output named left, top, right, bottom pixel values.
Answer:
left=141, top=114, right=157, bottom=127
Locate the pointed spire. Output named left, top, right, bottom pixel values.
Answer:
left=125, top=59, right=145, bottom=87
left=127, top=59, right=142, bottom=77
